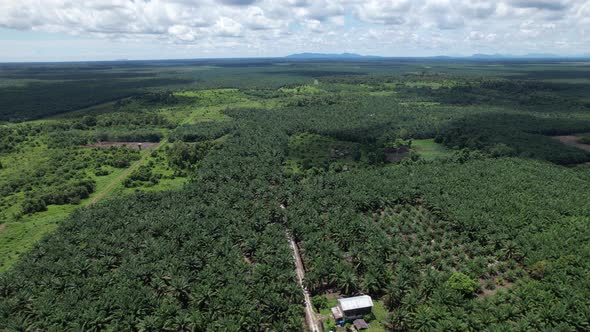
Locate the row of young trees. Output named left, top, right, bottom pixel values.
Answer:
left=284, top=156, right=590, bottom=330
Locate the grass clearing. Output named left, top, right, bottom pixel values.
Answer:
left=0, top=205, right=67, bottom=272
left=399, top=101, right=441, bottom=107
left=365, top=301, right=389, bottom=332
left=116, top=142, right=189, bottom=194
left=279, top=84, right=325, bottom=95
left=167, top=89, right=278, bottom=125
left=413, top=138, right=453, bottom=161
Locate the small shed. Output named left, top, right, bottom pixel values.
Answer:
left=331, top=306, right=344, bottom=320
left=331, top=305, right=345, bottom=326
left=353, top=319, right=369, bottom=330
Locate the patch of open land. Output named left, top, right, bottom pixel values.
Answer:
left=552, top=135, right=590, bottom=152
left=83, top=141, right=159, bottom=150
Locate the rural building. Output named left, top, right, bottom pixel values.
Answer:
left=352, top=319, right=369, bottom=330
left=331, top=295, right=373, bottom=324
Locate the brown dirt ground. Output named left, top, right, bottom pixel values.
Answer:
left=552, top=135, right=590, bottom=152
left=477, top=278, right=515, bottom=299
left=83, top=142, right=159, bottom=150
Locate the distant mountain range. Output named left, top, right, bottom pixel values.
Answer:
left=469, top=53, right=563, bottom=59
left=285, top=53, right=382, bottom=59
left=285, top=53, right=588, bottom=60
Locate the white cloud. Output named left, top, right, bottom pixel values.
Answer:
left=0, top=0, right=587, bottom=60
left=213, top=16, right=243, bottom=37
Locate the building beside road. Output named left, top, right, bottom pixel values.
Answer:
left=331, top=295, right=373, bottom=327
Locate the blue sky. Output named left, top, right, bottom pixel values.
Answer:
left=0, top=0, right=588, bottom=62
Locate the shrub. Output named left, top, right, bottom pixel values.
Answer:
left=326, top=318, right=336, bottom=331
left=21, top=197, right=47, bottom=214
left=445, top=272, right=478, bottom=296
left=529, top=260, right=549, bottom=280
left=95, top=168, right=110, bottom=176
left=312, top=295, right=328, bottom=312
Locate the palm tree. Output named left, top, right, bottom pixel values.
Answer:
left=337, top=269, right=358, bottom=295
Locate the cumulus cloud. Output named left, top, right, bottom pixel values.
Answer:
left=0, top=0, right=587, bottom=60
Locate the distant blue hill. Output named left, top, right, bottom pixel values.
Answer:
left=283, top=52, right=586, bottom=61
left=469, top=53, right=563, bottom=59
left=285, top=53, right=382, bottom=59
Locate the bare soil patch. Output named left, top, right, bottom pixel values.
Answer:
left=477, top=279, right=514, bottom=299
left=552, top=135, right=590, bottom=152
left=83, top=142, right=159, bottom=150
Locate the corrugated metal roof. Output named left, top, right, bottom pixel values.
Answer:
left=338, top=295, right=373, bottom=311
left=331, top=306, right=343, bottom=319
left=353, top=319, right=369, bottom=329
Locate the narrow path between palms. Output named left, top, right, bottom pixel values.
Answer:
left=282, top=205, right=321, bottom=332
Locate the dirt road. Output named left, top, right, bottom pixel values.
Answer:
left=282, top=201, right=320, bottom=332
left=288, top=234, right=321, bottom=332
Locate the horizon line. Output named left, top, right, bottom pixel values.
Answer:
left=1, top=54, right=590, bottom=65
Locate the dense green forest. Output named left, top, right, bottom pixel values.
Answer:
left=1, top=59, right=590, bottom=331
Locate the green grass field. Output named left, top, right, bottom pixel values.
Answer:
left=413, top=138, right=453, bottom=161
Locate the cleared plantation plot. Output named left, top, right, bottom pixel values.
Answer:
left=117, top=143, right=189, bottom=193
left=168, top=89, right=279, bottom=125
left=552, top=135, right=590, bottom=152
left=412, top=139, right=453, bottom=160
left=279, top=84, right=325, bottom=95
left=83, top=141, right=160, bottom=150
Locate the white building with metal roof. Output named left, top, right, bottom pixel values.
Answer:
left=332, top=295, right=373, bottom=321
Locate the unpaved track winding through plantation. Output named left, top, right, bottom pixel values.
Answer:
left=281, top=203, right=320, bottom=331
left=281, top=204, right=320, bottom=331
left=288, top=234, right=321, bottom=332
